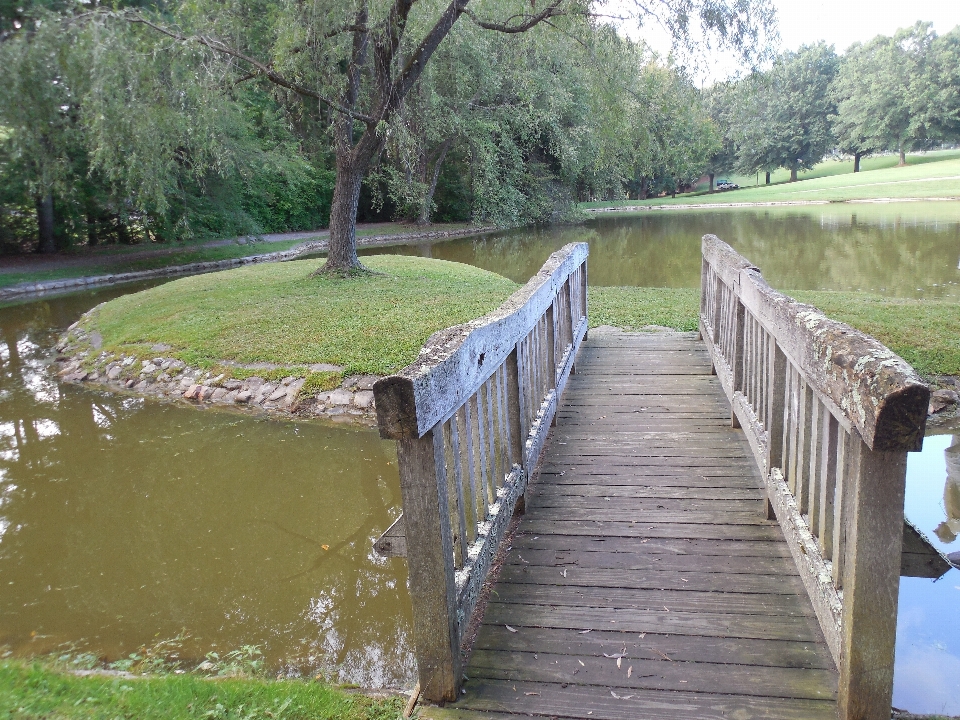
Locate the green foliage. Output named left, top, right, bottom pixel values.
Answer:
left=83, top=254, right=520, bottom=376
left=733, top=43, right=839, bottom=178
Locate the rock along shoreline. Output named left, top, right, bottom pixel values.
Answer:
left=54, top=316, right=385, bottom=427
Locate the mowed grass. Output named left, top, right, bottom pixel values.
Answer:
left=582, top=155, right=960, bottom=209
left=0, top=660, right=402, bottom=720
left=87, top=255, right=520, bottom=376
left=586, top=286, right=960, bottom=377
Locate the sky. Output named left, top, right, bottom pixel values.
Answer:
left=621, top=0, right=960, bottom=84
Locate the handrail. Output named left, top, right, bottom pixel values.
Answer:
left=373, top=243, right=589, bottom=702
left=700, top=234, right=929, bottom=720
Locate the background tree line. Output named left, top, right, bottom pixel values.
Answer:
left=0, top=0, right=773, bottom=258
left=705, top=23, right=960, bottom=188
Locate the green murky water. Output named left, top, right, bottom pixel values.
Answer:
left=0, top=287, right=412, bottom=686
left=369, top=202, right=960, bottom=298
left=1, top=203, right=958, bottom=700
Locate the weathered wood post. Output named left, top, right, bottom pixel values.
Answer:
left=396, top=432, right=461, bottom=702
left=838, top=442, right=908, bottom=719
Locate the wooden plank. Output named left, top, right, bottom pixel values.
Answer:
left=521, top=507, right=769, bottom=525
left=471, top=625, right=836, bottom=670
left=489, top=582, right=814, bottom=616
left=482, top=600, right=823, bottom=644
left=497, top=565, right=808, bottom=595
left=510, top=534, right=794, bottom=558
left=468, top=650, right=837, bottom=701
left=529, top=485, right=766, bottom=500
left=503, top=548, right=796, bottom=575
left=517, top=518, right=783, bottom=541
left=456, top=678, right=837, bottom=720
left=525, top=496, right=764, bottom=513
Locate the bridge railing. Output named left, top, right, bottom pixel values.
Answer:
left=373, top=243, right=589, bottom=702
left=700, top=234, right=929, bottom=720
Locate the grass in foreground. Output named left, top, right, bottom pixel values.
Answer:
left=86, top=255, right=520, bottom=376
left=582, top=155, right=960, bottom=209
left=0, top=660, right=402, bottom=720
left=587, top=286, right=960, bottom=378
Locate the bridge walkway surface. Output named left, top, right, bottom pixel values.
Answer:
left=439, top=330, right=838, bottom=720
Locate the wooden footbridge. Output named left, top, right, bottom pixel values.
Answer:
left=372, top=238, right=933, bottom=720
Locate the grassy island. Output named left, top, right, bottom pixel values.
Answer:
left=84, top=255, right=520, bottom=377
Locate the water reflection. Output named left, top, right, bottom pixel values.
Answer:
left=934, top=438, right=960, bottom=546
left=368, top=204, right=960, bottom=298
left=897, top=432, right=960, bottom=714
left=0, top=289, right=413, bottom=687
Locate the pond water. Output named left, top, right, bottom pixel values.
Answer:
left=1, top=203, right=958, bottom=702
left=0, top=287, right=413, bottom=687
left=370, top=202, right=960, bottom=297
left=897, top=429, right=960, bottom=715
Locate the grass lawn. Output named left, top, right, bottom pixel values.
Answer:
left=587, top=286, right=960, bottom=378
left=0, top=660, right=402, bottom=720
left=582, top=153, right=960, bottom=209
left=84, top=255, right=521, bottom=376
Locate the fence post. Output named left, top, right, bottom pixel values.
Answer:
left=837, top=440, right=907, bottom=720
left=730, top=291, right=745, bottom=428
left=396, top=431, right=461, bottom=702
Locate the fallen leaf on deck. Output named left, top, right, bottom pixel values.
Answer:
left=578, top=629, right=591, bottom=634
left=524, top=692, right=541, bottom=696
left=617, top=657, right=622, bottom=669
left=627, top=666, right=633, bottom=678
left=561, top=569, right=567, bottom=577
left=505, top=625, right=518, bottom=633
left=578, top=660, right=585, bottom=666
left=610, top=691, right=634, bottom=700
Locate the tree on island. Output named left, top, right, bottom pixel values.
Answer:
left=95, top=0, right=775, bottom=274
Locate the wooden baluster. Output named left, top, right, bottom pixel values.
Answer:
left=475, top=388, right=495, bottom=506
left=797, top=384, right=814, bottom=504
left=819, top=418, right=841, bottom=560
left=830, top=430, right=850, bottom=586
left=711, top=275, right=723, bottom=346
left=798, top=398, right=821, bottom=516
left=396, top=430, right=460, bottom=702
left=497, top=364, right=512, bottom=479
left=785, top=366, right=798, bottom=492
left=448, top=416, right=470, bottom=559
left=481, top=381, right=496, bottom=505
left=461, top=402, right=480, bottom=535
left=766, top=340, right=787, bottom=481
left=814, top=413, right=838, bottom=544
left=745, top=314, right=754, bottom=408
left=837, top=439, right=907, bottom=720
left=506, top=347, right=524, bottom=472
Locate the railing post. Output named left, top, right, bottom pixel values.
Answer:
left=837, top=440, right=907, bottom=720
left=766, top=342, right=787, bottom=476
left=396, top=431, right=461, bottom=702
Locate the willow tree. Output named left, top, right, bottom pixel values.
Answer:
left=100, top=0, right=774, bottom=273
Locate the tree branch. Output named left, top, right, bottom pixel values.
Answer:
left=122, top=12, right=376, bottom=124
left=463, top=0, right=566, bottom=34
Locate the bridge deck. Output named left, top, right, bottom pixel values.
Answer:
left=437, top=331, right=838, bottom=720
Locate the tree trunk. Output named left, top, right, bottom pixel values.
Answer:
left=899, top=147, right=906, bottom=166
left=854, top=152, right=862, bottom=173
left=86, top=212, right=99, bottom=246
left=709, top=173, right=715, bottom=193
left=323, top=156, right=367, bottom=273
left=789, top=167, right=798, bottom=182
left=417, top=138, right=454, bottom=226
left=35, top=192, right=55, bottom=254
left=765, top=172, right=771, bottom=185
left=639, top=178, right=649, bottom=200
